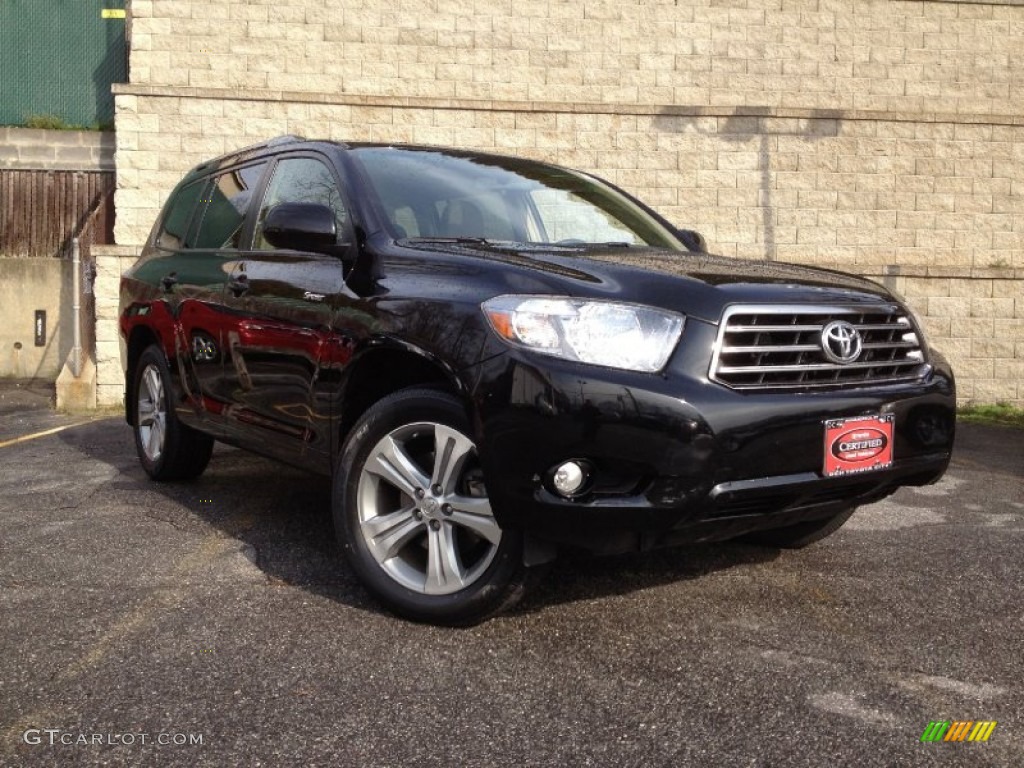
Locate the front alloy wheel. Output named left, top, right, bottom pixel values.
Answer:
left=335, top=388, right=532, bottom=625
left=357, top=421, right=502, bottom=595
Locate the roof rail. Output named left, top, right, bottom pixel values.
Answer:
left=195, top=134, right=307, bottom=171
left=265, top=134, right=306, bottom=147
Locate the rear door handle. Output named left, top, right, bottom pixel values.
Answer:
left=228, top=274, right=249, bottom=296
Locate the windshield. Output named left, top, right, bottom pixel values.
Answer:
left=349, top=147, right=684, bottom=249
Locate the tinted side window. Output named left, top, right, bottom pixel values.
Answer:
left=155, top=180, right=205, bottom=250
left=192, top=162, right=268, bottom=250
left=254, top=157, right=348, bottom=249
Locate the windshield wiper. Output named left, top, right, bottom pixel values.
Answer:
left=550, top=239, right=633, bottom=248
left=405, top=236, right=495, bottom=246
left=404, top=237, right=635, bottom=250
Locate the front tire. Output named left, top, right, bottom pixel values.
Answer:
left=334, top=388, right=531, bottom=625
left=132, top=345, right=213, bottom=481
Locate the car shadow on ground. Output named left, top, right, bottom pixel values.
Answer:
left=511, top=543, right=778, bottom=618
left=66, top=422, right=780, bottom=621
left=950, top=420, right=1023, bottom=478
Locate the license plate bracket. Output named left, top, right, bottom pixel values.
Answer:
left=823, top=414, right=894, bottom=477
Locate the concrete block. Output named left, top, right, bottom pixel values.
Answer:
left=972, top=378, right=1019, bottom=404
left=55, top=355, right=97, bottom=412
left=969, top=297, right=1015, bottom=318
left=0, top=258, right=73, bottom=380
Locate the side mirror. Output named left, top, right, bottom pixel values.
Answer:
left=263, top=202, right=339, bottom=253
left=677, top=228, right=707, bottom=253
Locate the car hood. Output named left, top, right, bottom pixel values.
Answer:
left=402, top=240, right=898, bottom=324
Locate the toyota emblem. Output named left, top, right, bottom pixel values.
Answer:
left=821, top=320, right=862, bottom=364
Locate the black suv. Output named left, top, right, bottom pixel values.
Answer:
left=119, top=136, right=955, bottom=624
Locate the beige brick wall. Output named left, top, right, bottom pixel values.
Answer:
left=109, top=0, right=1024, bottom=406
left=869, top=270, right=1023, bottom=405
left=128, top=0, right=1024, bottom=117
left=92, top=246, right=137, bottom=407
left=114, top=96, right=1024, bottom=271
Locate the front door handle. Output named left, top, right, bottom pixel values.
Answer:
left=228, top=274, right=249, bottom=297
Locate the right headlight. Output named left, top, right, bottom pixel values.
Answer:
left=482, top=295, right=685, bottom=373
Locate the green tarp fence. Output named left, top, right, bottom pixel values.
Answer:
left=0, top=0, right=127, bottom=128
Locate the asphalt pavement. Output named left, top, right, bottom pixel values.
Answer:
left=0, top=380, right=1021, bottom=767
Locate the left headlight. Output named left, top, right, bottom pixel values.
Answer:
left=482, top=295, right=685, bottom=373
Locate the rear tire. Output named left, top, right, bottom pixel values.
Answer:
left=132, top=345, right=213, bottom=481
left=741, top=507, right=856, bottom=549
left=333, top=387, right=533, bottom=626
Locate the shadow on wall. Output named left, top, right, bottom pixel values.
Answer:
left=652, top=109, right=841, bottom=261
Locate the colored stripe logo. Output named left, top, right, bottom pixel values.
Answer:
left=920, top=721, right=997, bottom=742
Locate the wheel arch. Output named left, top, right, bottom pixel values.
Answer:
left=124, top=325, right=165, bottom=426
left=336, top=341, right=472, bottom=451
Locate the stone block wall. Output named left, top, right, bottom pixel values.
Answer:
left=0, top=127, right=115, bottom=171
left=126, top=0, right=1024, bottom=115
left=109, top=0, right=1024, bottom=405
left=92, top=246, right=136, bottom=407
left=866, top=268, right=1023, bottom=403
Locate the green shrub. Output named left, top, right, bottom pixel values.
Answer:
left=23, top=114, right=83, bottom=130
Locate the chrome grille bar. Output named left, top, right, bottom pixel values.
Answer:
left=717, top=359, right=922, bottom=374
left=710, top=304, right=929, bottom=391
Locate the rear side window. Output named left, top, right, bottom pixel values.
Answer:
left=191, top=162, right=268, bottom=250
left=155, top=180, right=205, bottom=250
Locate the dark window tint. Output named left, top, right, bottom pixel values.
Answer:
left=350, top=147, right=682, bottom=248
left=155, top=180, right=205, bottom=250
left=192, top=162, right=268, bottom=250
left=254, top=156, right=347, bottom=249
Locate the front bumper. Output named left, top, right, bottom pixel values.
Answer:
left=471, top=319, right=955, bottom=554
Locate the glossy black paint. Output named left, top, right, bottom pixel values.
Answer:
left=470, top=340, right=953, bottom=551
left=263, top=202, right=340, bottom=253
left=120, top=139, right=955, bottom=556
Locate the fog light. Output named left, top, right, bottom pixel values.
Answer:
left=552, top=461, right=587, bottom=497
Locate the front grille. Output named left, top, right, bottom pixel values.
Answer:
left=710, top=304, right=928, bottom=390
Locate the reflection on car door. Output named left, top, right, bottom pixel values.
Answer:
left=221, top=154, right=358, bottom=470
left=175, top=162, right=267, bottom=436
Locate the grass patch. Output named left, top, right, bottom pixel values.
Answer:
left=958, top=403, right=1024, bottom=429
left=23, top=114, right=77, bottom=130
left=17, top=115, right=111, bottom=131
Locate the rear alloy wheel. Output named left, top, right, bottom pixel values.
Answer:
left=334, top=388, right=532, bottom=625
left=742, top=507, right=856, bottom=549
left=133, top=345, right=213, bottom=481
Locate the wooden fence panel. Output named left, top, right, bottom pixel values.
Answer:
left=0, top=169, right=115, bottom=258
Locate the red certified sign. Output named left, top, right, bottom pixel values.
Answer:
left=823, top=414, right=894, bottom=477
